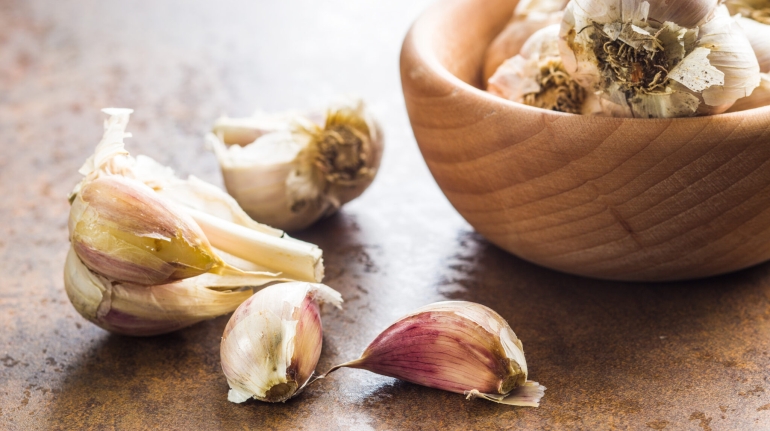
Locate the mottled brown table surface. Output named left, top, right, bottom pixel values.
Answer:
left=2, top=1, right=770, bottom=430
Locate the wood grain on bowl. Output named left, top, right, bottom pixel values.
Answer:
left=400, top=0, right=770, bottom=281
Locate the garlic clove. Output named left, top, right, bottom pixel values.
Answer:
left=64, top=247, right=273, bottom=336
left=220, top=282, right=342, bottom=403
left=482, top=0, right=568, bottom=84
left=69, top=174, right=222, bottom=285
left=326, top=301, right=544, bottom=407
left=210, top=99, right=384, bottom=232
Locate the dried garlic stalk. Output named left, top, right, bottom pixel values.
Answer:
left=559, top=0, right=761, bottom=117
left=210, top=100, right=383, bottom=232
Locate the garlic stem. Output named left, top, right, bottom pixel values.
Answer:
left=183, top=207, right=323, bottom=282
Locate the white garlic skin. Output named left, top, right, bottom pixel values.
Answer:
left=736, top=16, right=770, bottom=73
left=211, top=100, right=384, bottom=232
left=558, top=0, right=761, bottom=117
left=727, top=73, right=770, bottom=111
left=220, top=282, right=342, bottom=403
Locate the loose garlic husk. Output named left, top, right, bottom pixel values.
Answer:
left=68, top=108, right=323, bottom=286
left=324, top=301, right=545, bottom=407
left=559, top=0, right=761, bottom=117
left=489, top=24, right=605, bottom=114
left=64, top=247, right=277, bottom=336
left=220, top=282, right=342, bottom=403
left=483, top=0, right=569, bottom=84
left=209, top=100, right=383, bottom=232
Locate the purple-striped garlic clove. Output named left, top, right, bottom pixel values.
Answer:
left=327, top=301, right=545, bottom=407
left=63, top=247, right=273, bottom=336
left=220, top=282, right=342, bottom=403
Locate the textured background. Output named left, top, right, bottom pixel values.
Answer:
left=1, top=0, right=770, bottom=430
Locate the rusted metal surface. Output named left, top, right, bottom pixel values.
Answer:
left=1, top=0, right=770, bottom=429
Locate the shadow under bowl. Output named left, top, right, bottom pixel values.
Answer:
left=400, top=0, right=770, bottom=281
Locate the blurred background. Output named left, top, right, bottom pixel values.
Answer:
left=2, top=1, right=770, bottom=430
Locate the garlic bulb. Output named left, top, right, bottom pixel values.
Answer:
left=726, top=0, right=770, bottom=74
left=558, top=0, right=761, bottom=117
left=220, top=282, right=342, bottom=403
left=64, top=247, right=276, bottom=336
left=69, top=108, right=323, bottom=286
left=727, top=73, right=770, bottom=111
left=489, top=24, right=601, bottom=114
left=325, top=301, right=545, bottom=407
left=210, top=100, right=383, bottom=232
left=483, top=0, right=569, bottom=83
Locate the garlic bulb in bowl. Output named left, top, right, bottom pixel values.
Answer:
left=489, top=24, right=606, bottom=114
left=210, top=100, right=383, bottom=231
left=558, top=0, right=761, bottom=117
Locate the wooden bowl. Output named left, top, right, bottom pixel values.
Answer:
left=400, top=0, right=770, bottom=281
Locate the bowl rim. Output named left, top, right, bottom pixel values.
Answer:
left=407, top=0, right=770, bottom=125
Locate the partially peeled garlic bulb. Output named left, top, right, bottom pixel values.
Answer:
left=325, top=301, right=545, bottom=407
left=483, top=0, right=569, bottom=84
left=559, top=0, right=761, bottom=117
left=64, top=248, right=276, bottom=336
left=489, top=24, right=602, bottom=114
left=220, top=282, right=342, bottom=403
left=69, top=108, right=323, bottom=285
left=65, top=108, right=326, bottom=336
left=210, top=100, right=383, bottom=231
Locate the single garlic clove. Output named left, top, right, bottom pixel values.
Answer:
left=220, top=282, right=342, bottom=403
left=326, top=301, right=545, bottom=407
left=482, top=0, right=568, bottom=84
left=69, top=174, right=222, bottom=285
left=63, top=247, right=275, bottom=336
left=210, top=99, right=384, bottom=232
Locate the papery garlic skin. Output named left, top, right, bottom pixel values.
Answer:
left=558, top=0, right=761, bottom=117
left=220, top=282, right=342, bottom=403
left=328, top=301, right=544, bottom=407
left=483, top=0, right=569, bottom=83
left=69, top=175, right=221, bottom=285
left=64, top=247, right=274, bottom=336
left=210, top=100, right=384, bottom=232
left=489, top=24, right=599, bottom=114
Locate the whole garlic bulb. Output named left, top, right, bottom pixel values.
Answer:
left=325, top=301, right=545, bottom=407
left=210, top=100, right=384, bottom=232
left=489, top=24, right=604, bottom=114
left=220, top=282, right=342, bottom=403
left=483, top=0, right=569, bottom=84
left=558, top=0, right=761, bottom=117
